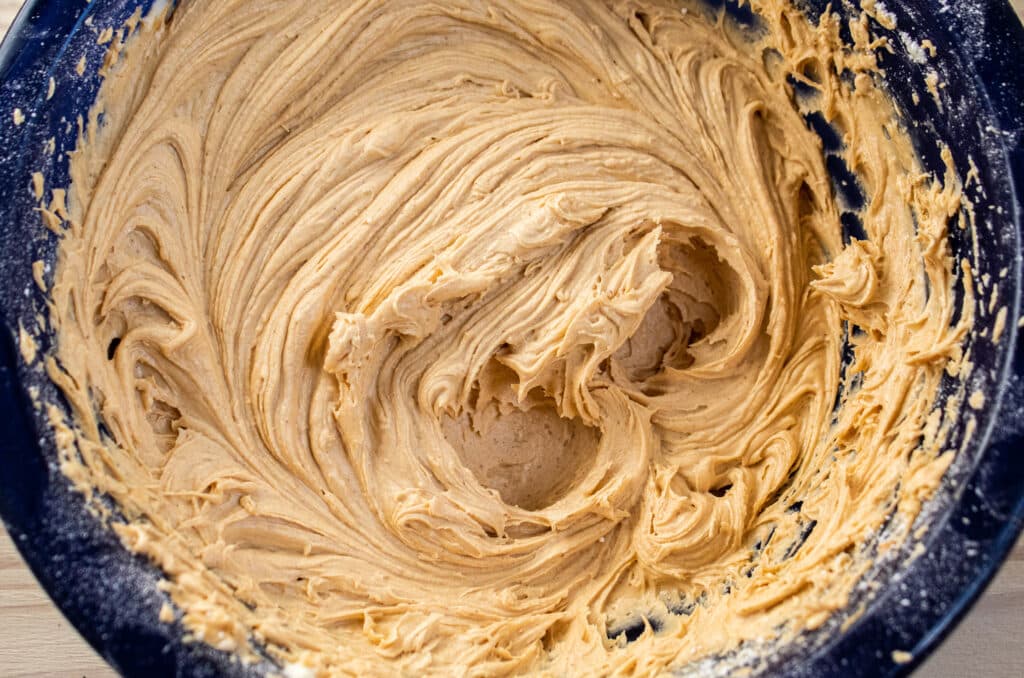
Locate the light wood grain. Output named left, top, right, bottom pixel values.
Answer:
left=1, top=1, right=1023, bottom=676
left=0, top=525, right=116, bottom=677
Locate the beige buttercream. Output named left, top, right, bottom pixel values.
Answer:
left=47, top=0, right=973, bottom=675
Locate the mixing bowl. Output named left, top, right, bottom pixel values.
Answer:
left=1, top=0, right=1022, bottom=675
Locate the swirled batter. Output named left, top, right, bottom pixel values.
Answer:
left=47, top=0, right=973, bottom=675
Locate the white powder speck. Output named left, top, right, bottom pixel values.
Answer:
left=899, top=32, right=927, bottom=64
left=283, top=662, right=316, bottom=678
left=872, top=1, right=898, bottom=29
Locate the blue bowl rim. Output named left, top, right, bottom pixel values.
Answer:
left=0, top=1, right=1022, bottom=676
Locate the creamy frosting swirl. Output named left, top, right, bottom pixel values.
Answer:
left=48, top=0, right=972, bottom=674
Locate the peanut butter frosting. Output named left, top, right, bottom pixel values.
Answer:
left=46, top=0, right=974, bottom=675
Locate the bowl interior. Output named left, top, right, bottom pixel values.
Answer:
left=0, top=1, right=1022, bottom=676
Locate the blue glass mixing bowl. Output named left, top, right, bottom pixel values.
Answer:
left=0, top=1, right=1022, bottom=675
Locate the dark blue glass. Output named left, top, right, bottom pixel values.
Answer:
left=0, top=1, right=1021, bottom=676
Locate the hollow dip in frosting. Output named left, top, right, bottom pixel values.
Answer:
left=47, top=0, right=974, bottom=675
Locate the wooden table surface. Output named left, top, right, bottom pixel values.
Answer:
left=1, top=0, right=1023, bottom=675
